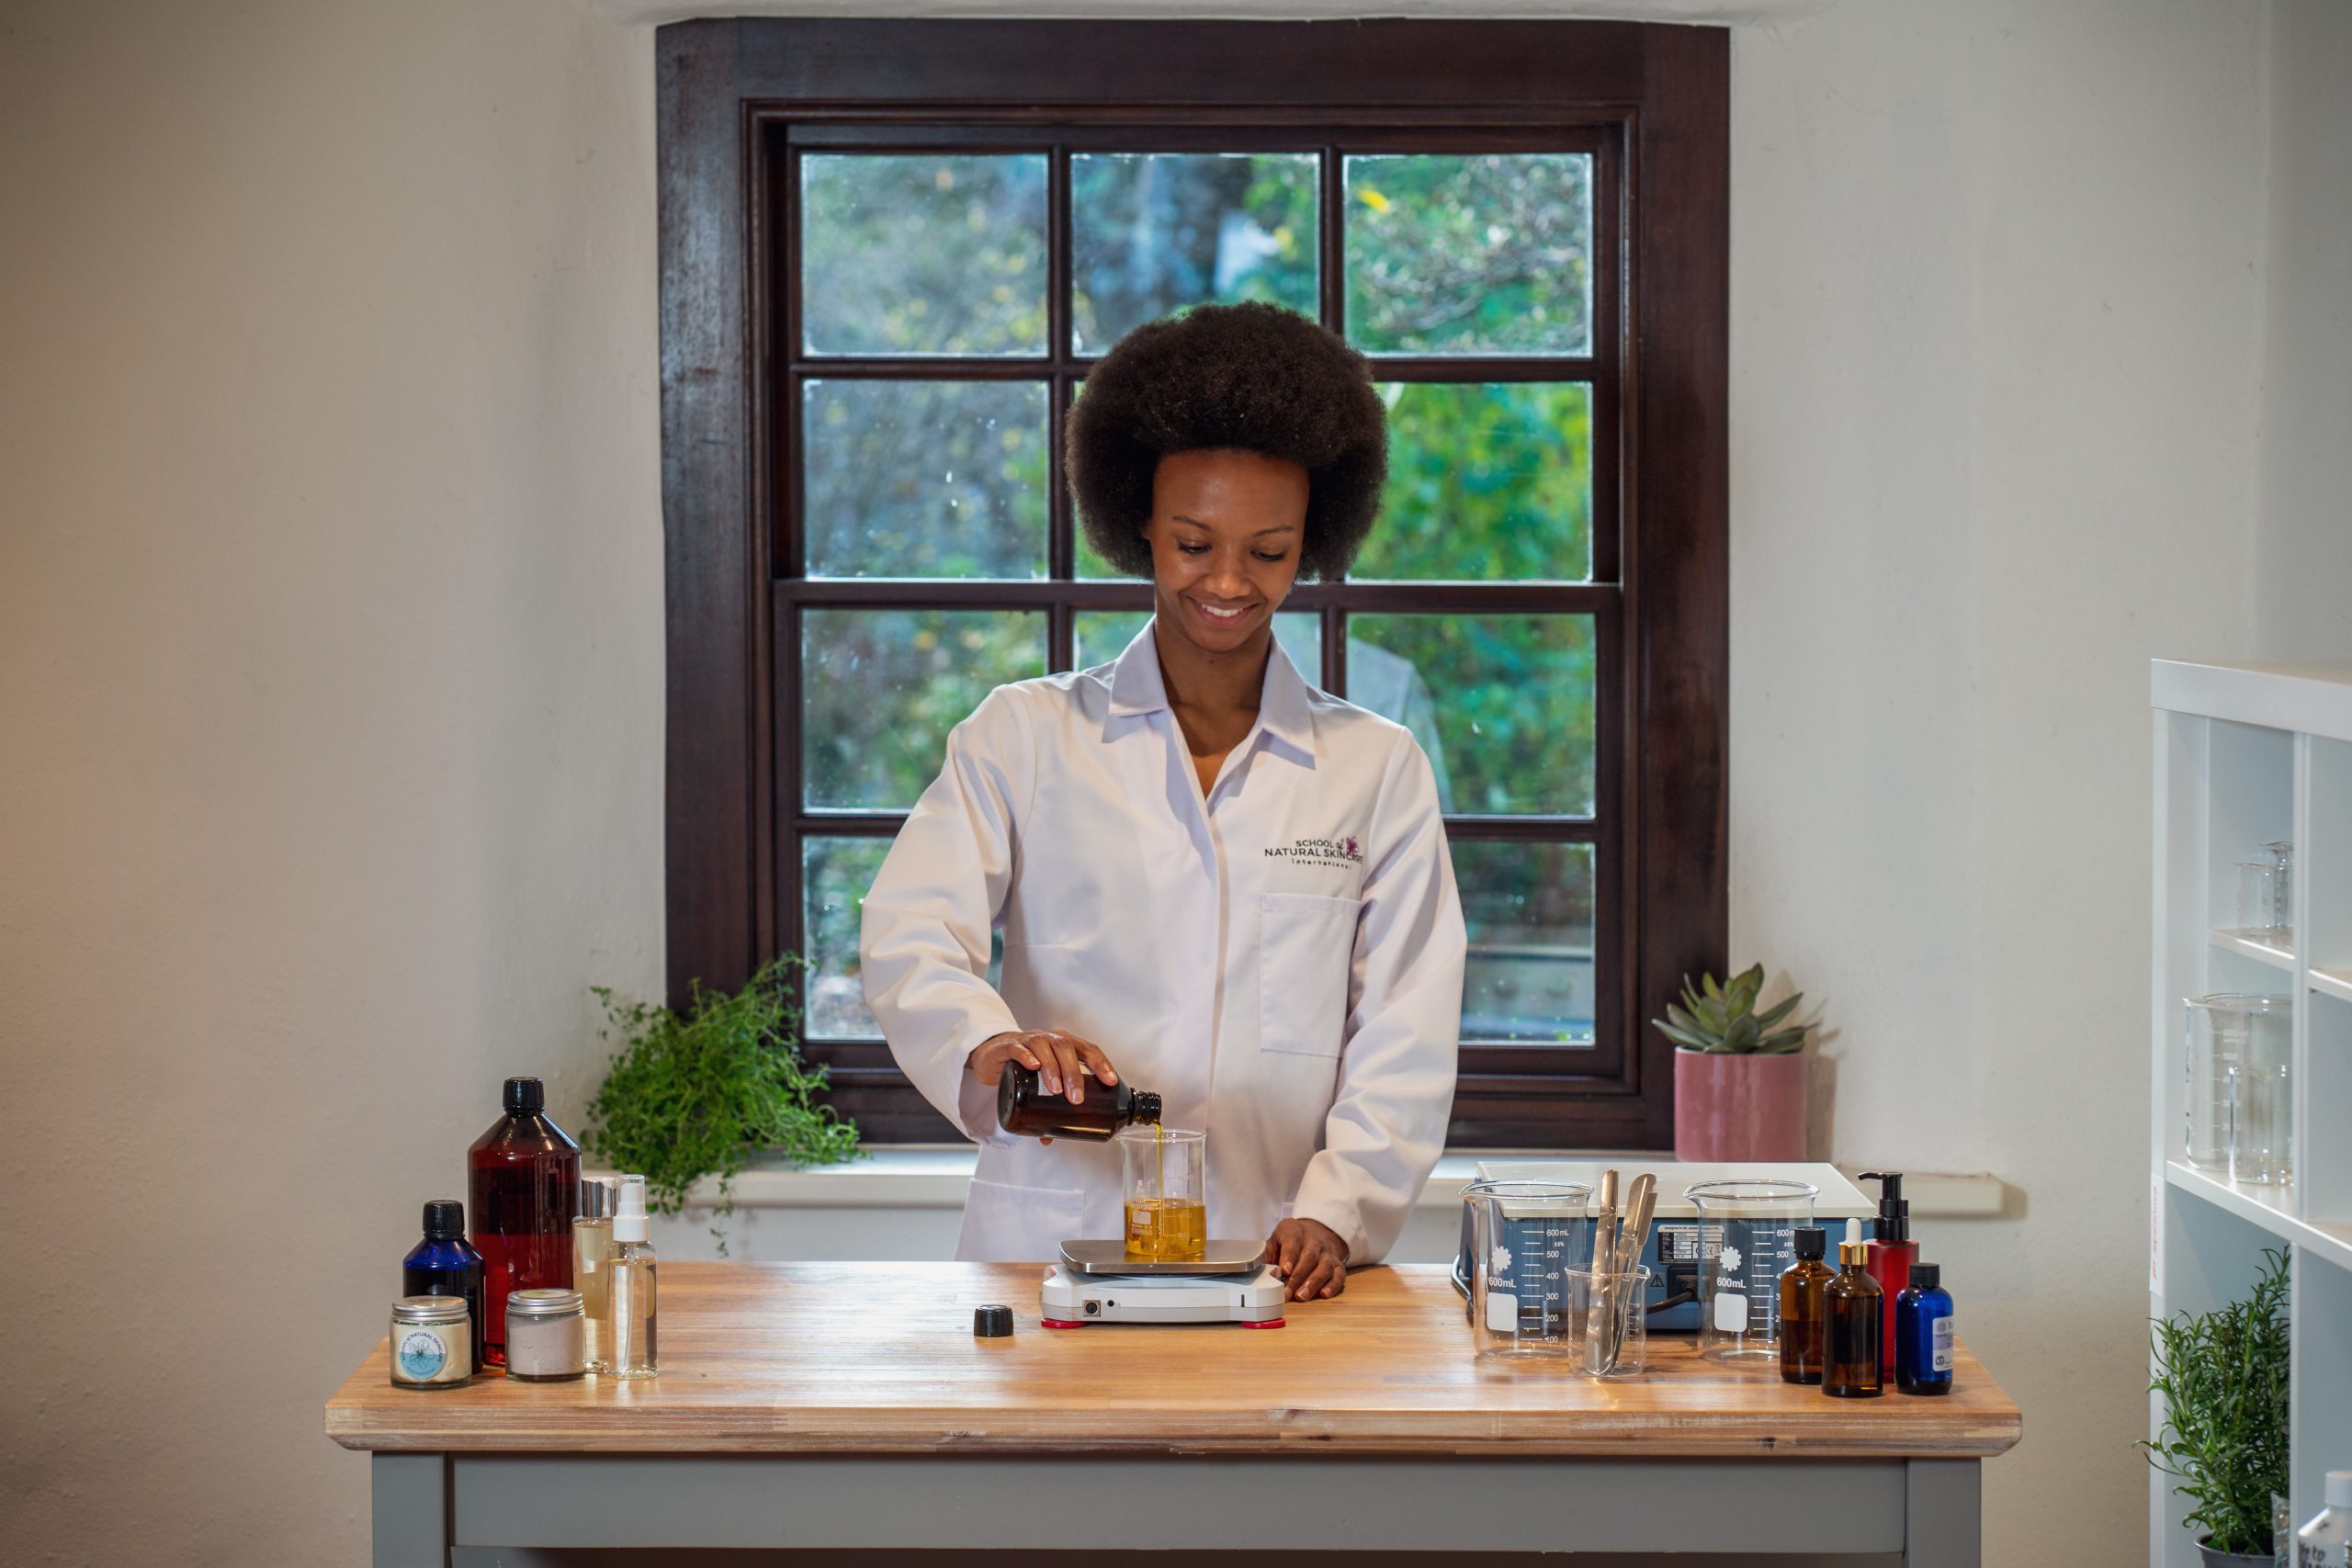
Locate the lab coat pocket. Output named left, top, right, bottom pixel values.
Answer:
left=1257, top=892, right=1363, bottom=1058
left=958, top=1177, right=1086, bottom=1263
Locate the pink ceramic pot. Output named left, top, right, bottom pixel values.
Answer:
left=1673, top=1049, right=1808, bottom=1161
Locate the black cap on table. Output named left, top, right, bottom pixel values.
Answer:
left=973, top=1304, right=1015, bottom=1337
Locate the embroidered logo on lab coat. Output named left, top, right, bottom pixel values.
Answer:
left=1266, top=834, right=1364, bottom=867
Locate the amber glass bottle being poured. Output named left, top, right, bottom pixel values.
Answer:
left=468, top=1077, right=580, bottom=1367
left=996, top=1064, right=1161, bottom=1141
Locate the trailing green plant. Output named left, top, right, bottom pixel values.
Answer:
left=2143, top=1247, right=2290, bottom=1557
left=585, top=956, right=861, bottom=1249
left=1651, top=964, right=1809, bottom=1055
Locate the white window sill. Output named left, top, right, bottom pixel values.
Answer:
left=590, top=1147, right=2007, bottom=1218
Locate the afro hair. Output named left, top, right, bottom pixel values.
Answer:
left=1067, top=301, right=1388, bottom=582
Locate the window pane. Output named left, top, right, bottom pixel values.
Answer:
left=1453, top=840, right=1594, bottom=1044
left=1073, top=610, right=1322, bottom=687
left=801, top=836, right=890, bottom=1039
left=802, top=610, right=1046, bottom=809
left=802, top=835, right=1004, bottom=1040
left=800, top=154, right=1047, bottom=356
left=1071, top=152, right=1319, bottom=355
left=1348, top=614, right=1593, bottom=815
left=1344, top=153, right=1593, bottom=356
left=803, top=379, right=1048, bottom=579
left=1351, top=383, right=1591, bottom=581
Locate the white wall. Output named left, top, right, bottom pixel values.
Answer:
left=1730, top=1, right=2274, bottom=1560
left=0, top=2, right=660, bottom=1563
left=2253, top=0, right=2352, bottom=658
left=3, top=1, right=2333, bottom=1564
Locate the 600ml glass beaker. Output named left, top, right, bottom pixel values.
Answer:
left=1464, top=1180, right=1594, bottom=1359
left=1118, top=1126, right=1206, bottom=1261
left=2185, top=994, right=2291, bottom=1181
left=1683, top=1179, right=1818, bottom=1365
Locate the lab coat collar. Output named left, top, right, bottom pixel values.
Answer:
left=1105, top=617, right=1316, bottom=759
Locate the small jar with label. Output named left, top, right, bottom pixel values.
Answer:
left=503, top=1288, right=588, bottom=1382
left=390, top=1295, right=472, bottom=1390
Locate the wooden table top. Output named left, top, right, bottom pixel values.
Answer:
left=325, top=1262, right=2021, bottom=1458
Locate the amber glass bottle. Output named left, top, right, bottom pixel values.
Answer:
left=996, top=1064, right=1161, bottom=1141
left=1823, top=1221, right=1884, bottom=1398
left=1778, top=1225, right=1835, bottom=1385
left=468, top=1077, right=580, bottom=1367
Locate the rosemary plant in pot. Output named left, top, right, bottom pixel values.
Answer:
left=1653, top=964, right=1810, bottom=1161
left=2144, top=1247, right=2290, bottom=1567
left=585, top=956, right=861, bottom=1254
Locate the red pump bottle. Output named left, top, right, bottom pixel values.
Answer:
left=1858, top=1171, right=1916, bottom=1373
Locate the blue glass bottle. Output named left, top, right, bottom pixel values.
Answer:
left=1894, top=1262, right=1954, bottom=1395
left=402, top=1200, right=486, bottom=1374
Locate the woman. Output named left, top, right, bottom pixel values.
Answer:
left=859, top=302, right=1465, bottom=1301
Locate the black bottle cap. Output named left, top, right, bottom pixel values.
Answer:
left=422, top=1200, right=466, bottom=1239
left=973, top=1304, right=1015, bottom=1337
left=1793, top=1226, right=1827, bottom=1260
left=1131, top=1089, right=1163, bottom=1125
left=1860, top=1171, right=1910, bottom=1242
left=503, top=1077, right=545, bottom=1114
left=1908, top=1263, right=1941, bottom=1291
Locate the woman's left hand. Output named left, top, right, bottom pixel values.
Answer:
left=1262, top=1217, right=1350, bottom=1301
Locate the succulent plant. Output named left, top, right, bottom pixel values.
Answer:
left=1653, top=964, right=1809, bottom=1055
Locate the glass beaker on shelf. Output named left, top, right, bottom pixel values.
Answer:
left=2224, top=996, right=2293, bottom=1187
left=1462, top=1180, right=1593, bottom=1359
left=1118, top=1126, right=1206, bottom=1261
left=2188, top=994, right=2261, bottom=1171
left=1683, top=1179, right=1818, bottom=1366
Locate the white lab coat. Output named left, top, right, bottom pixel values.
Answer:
left=859, top=621, right=1466, bottom=1264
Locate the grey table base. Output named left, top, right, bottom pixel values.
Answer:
left=374, top=1451, right=1980, bottom=1566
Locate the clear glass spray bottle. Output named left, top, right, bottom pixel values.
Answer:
left=606, top=1174, right=659, bottom=1379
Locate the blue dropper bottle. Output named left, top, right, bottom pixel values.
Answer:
left=1894, top=1262, right=1954, bottom=1395
left=402, top=1200, right=487, bottom=1375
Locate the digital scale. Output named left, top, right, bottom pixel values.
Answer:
left=1039, top=1239, right=1286, bottom=1328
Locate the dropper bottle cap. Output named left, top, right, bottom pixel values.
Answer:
left=614, top=1174, right=650, bottom=1244
left=1838, top=1216, right=1869, bottom=1268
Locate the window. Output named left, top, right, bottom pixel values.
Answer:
left=661, top=18, right=1726, bottom=1146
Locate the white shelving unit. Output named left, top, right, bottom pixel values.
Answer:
left=2151, top=659, right=2352, bottom=1566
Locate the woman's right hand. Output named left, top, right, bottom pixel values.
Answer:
left=966, top=1030, right=1120, bottom=1102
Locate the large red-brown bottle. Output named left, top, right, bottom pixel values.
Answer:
left=468, top=1077, right=580, bottom=1367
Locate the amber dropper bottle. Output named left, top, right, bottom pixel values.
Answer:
left=997, top=1063, right=1161, bottom=1141
left=1823, top=1218, right=1883, bottom=1398
left=1778, top=1225, right=1835, bottom=1385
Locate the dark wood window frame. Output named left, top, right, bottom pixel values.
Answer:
left=658, top=17, right=1726, bottom=1148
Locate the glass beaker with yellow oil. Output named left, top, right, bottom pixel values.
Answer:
left=1118, top=1126, right=1206, bottom=1262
